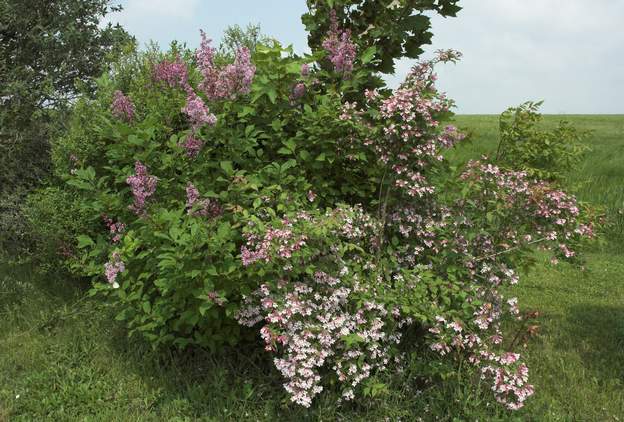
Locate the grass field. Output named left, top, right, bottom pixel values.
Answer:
left=1, top=115, right=623, bottom=421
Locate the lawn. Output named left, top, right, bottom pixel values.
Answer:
left=1, top=115, right=623, bottom=421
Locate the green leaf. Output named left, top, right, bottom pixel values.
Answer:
left=266, top=89, right=277, bottom=104
left=283, top=139, right=296, bottom=153
left=66, top=179, right=93, bottom=190
left=281, top=159, right=297, bottom=172
left=76, top=235, right=95, bottom=249
left=220, top=161, right=234, bottom=176
left=361, top=46, right=377, bottom=64
left=342, top=333, right=365, bottom=348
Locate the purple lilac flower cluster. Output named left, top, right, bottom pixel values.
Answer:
left=322, top=10, right=357, bottom=74
left=104, top=251, right=124, bottom=288
left=153, top=55, right=189, bottom=89
left=111, top=90, right=135, bottom=122
left=179, top=134, right=204, bottom=158
left=185, top=183, right=222, bottom=218
left=196, top=30, right=256, bottom=101
left=152, top=52, right=217, bottom=133
left=102, top=214, right=126, bottom=243
left=181, top=91, right=217, bottom=130
left=126, top=161, right=158, bottom=216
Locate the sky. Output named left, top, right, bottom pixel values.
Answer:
left=105, top=0, right=624, bottom=114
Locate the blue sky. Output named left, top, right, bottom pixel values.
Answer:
left=106, top=0, right=624, bottom=114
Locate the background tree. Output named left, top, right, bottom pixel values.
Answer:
left=218, top=23, right=272, bottom=59
left=0, top=0, right=132, bottom=194
left=0, top=0, right=132, bottom=255
left=302, top=0, right=461, bottom=74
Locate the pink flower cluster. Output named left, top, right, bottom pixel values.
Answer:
left=152, top=53, right=217, bottom=132
left=428, top=315, right=534, bottom=410
left=340, top=53, right=464, bottom=200
left=196, top=30, right=256, bottom=101
left=104, top=251, right=124, bottom=289
left=111, top=90, right=135, bottom=122
left=181, top=91, right=217, bottom=130
left=290, top=82, right=306, bottom=102
left=179, top=134, right=204, bottom=158
left=102, top=214, right=126, bottom=243
left=238, top=278, right=398, bottom=407
left=126, top=161, right=158, bottom=216
left=237, top=207, right=403, bottom=407
left=185, top=183, right=222, bottom=218
left=153, top=55, right=189, bottom=89
left=240, top=221, right=307, bottom=267
left=334, top=53, right=593, bottom=410
left=322, top=10, right=357, bottom=74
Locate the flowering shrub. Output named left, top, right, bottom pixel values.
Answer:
left=40, top=8, right=594, bottom=412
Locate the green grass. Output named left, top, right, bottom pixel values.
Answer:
left=1, top=115, right=623, bottom=421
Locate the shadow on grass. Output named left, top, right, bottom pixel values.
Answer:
left=560, top=304, right=624, bottom=382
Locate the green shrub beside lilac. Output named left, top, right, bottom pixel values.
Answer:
left=38, top=11, right=594, bottom=411
left=495, top=101, right=590, bottom=182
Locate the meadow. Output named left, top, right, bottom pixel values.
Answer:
left=1, top=115, right=622, bottom=421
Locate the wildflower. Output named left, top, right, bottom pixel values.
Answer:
left=290, top=82, right=306, bottom=101
left=185, top=182, right=222, bottom=218
left=102, top=215, right=126, bottom=243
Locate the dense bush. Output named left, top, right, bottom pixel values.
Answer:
left=0, top=0, right=132, bottom=260
left=495, top=101, right=589, bottom=181
left=33, top=8, right=594, bottom=411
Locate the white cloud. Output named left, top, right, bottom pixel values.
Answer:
left=118, top=0, right=200, bottom=20
left=387, top=0, right=624, bottom=113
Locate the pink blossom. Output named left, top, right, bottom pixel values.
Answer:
left=196, top=30, right=256, bottom=101
left=180, top=134, right=204, bottom=158
left=185, top=182, right=222, bottom=218
left=104, top=251, right=124, bottom=288
left=111, top=90, right=134, bottom=121
left=290, top=82, right=306, bottom=101
left=102, top=215, right=126, bottom=243
left=322, top=10, right=357, bottom=74
left=182, top=91, right=217, bottom=130
left=126, top=161, right=157, bottom=216
left=153, top=55, right=189, bottom=89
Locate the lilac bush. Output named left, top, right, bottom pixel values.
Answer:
left=53, top=9, right=594, bottom=413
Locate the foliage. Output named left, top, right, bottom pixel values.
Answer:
left=3, top=119, right=623, bottom=419
left=302, top=0, right=461, bottom=74
left=0, top=192, right=31, bottom=258
left=32, top=6, right=595, bottom=412
left=495, top=101, right=590, bottom=182
left=219, top=23, right=272, bottom=59
left=0, top=0, right=133, bottom=260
